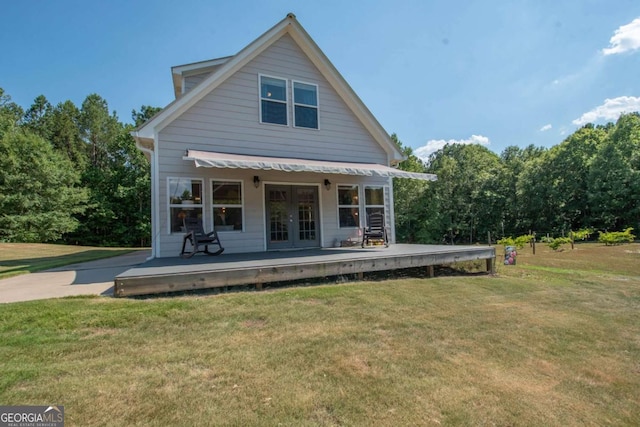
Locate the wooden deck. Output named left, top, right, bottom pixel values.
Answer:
left=114, top=244, right=496, bottom=297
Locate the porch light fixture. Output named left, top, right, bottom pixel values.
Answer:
left=253, top=175, right=261, bottom=188
left=324, top=179, right=331, bottom=190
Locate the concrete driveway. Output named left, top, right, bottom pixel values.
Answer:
left=0, top=250, right=151, bottom=304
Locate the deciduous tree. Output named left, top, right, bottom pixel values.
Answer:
left=0, top=130, right=88, bottom=242
left=0, top=88, right=23, bottom=138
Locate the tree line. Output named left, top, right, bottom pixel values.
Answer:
left=0, top=87, right=160, bottom=246
left=1, top=86, right=638, bottom=247
left=394, top=112, right=640, bottom=244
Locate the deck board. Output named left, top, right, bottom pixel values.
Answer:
left=114, top=244, right=496, bottom=297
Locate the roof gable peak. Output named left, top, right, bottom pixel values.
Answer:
left=133, top=13, right=404, bottom=163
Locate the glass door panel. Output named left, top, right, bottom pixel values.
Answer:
left=266, top=185, right=319, bottom=249
left=294, top=187, right=318, bottom=247
left=266, top=186, right=292, bottom=249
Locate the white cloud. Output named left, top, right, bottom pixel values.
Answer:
left=539, top=124, right=552, bottom=132
left=602, top=17, right=640, bottom=55
left=414, top=135, right=490, bottom=161
left=572, top=96, right=640, bottom=126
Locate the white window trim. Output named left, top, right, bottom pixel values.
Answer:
left=337, top=184, right=360, bottom=228
left=167, top=177, right=204, bottom=235
left=211, top=179, right=245, bottom=233
left=292, top=80, right=320, bottom=130
left=258, top=74, right=289, bottom=127
left=364, top=185, right=386, bottom=226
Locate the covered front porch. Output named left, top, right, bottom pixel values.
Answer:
left=114, top=244, right=496, bottom=297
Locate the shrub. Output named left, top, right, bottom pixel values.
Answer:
left=547, top=237, right=572, bottom=251
left=598, top=228, right=635, bottom=246
left=514, top=234, right=534, bottom=248
left=497, top=234, right=534, bottom=249
left=497, top=237, right=515, bottom=247
left=571, top=228, right=594, bottom=241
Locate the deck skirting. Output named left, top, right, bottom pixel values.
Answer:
left=114, top=244, right=496, bottom=297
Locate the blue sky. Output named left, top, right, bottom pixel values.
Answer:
left=2, top=0, right=639, bottom=159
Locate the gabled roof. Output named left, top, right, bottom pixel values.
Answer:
left=132, top=13, right=405, bottom=164
left=171, top=56, right=232, bottom=98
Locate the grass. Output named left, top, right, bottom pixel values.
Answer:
left=0, top=243, right=639, bottom=426
left=0, top=243, right=137, bottom=279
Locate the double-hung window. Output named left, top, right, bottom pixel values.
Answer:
left=293, top=81, right=318, bottom=129
left=260, top=75, right=287, bottom=125
left=365, top=186, right=385, bottom=224
left=338, top=185, right=360, bottom=228
left=168, top=178, right=203, bottom=233
left=212, top=180, right=243, bottom=232
left=259, top=75, right=319, bottom=129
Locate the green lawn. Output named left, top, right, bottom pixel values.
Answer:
left=0, top=243, right=639, bottom=426
left=0, top=243, right=137, bottom=279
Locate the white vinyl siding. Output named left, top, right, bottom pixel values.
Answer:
left=161, top=33, right=387, bottom=164
left=183, top=72, right=212, bottom=94
left=154, top=33, right=393, bottom=256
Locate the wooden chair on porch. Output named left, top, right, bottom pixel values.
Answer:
left=362, top=212, right=389, bottom=248
left=180, top=218, right=224, bottom=258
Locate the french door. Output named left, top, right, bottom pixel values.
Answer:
left=265, top=185, right=319, bottom=249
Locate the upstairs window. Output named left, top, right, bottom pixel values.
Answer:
left=260, top=75, right=287, bottom=125
left=293, top=81, right=318, bottom=129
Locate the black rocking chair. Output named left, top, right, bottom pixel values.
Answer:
left=180, top=218, right=225, bottom=258
left=362, top=212, right=389, bottom=248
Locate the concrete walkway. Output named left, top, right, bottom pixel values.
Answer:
left=0, top=250, right=151, bottom=304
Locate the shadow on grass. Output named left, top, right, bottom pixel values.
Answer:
left=0, top=249, right=135, bottom=279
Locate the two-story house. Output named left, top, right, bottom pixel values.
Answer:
left=132, top=13, right=436, bottom=258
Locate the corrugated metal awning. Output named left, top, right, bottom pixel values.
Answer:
left=183, top=150, right=437, bottom=181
